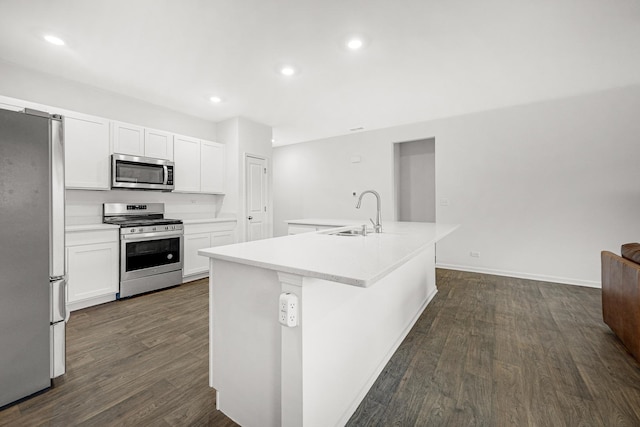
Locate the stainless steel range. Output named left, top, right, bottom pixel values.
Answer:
left=103, top=203, right=183, bottom=298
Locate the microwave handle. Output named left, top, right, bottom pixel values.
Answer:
left=163, top=165, right=168, bottom=185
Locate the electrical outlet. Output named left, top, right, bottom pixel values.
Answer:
left=279, top=298, right=287, bottom=324
left=279, top=292, right=298, bottom=327
left=470, top=251, right=480, bottom=258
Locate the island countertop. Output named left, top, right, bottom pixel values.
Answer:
left=199, top=221, right=458, bottom=287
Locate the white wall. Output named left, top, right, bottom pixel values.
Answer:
left=273, top=85, right=640, bottom=287
left=217, top=118, right=240, bottom=217
left=66, top=190, right=222, bottom=225
left=217, top=117, right=273, bottom=241
left=0, top=60, right=216, bottom=140
left=274, top=131, right=396, bottom=236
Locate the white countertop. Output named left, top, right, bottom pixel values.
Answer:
left=199, top=221, right=458, bottom=287
left=65, top=223, right=120, bottom=232
left=285, top=218, right=368, bottom=227
left=182, top=218, right=238, bottom=225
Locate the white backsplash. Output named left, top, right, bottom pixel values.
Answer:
left=66, top=189, right=226, bottom=225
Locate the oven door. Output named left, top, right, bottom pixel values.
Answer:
left=121, top=231, right=184, bottom=281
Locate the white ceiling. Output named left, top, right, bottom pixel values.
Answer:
left=0, top=0, right=639, bottom=146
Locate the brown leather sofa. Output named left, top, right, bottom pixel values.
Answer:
left=602, top=243, right=640, bottom=363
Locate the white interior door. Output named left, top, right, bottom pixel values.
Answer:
left=245, top=155, right=267, bottom=241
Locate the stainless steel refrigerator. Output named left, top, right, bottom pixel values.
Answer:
left=0, top=107, right=67, bottom=408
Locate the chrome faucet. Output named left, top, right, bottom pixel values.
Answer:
left=356, top=190, right=382, bottom=233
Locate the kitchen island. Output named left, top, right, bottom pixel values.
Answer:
left=199, top=221, right=458, bottom=427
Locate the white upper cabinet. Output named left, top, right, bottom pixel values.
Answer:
left=173, top=134, right=202, bottom=192
left=111, top=121, right=145, bottom=156
left=173, top=137, right=226, bottom=194
left=144, top=128, right=174, bottom=161
left=63, top=112, right=110, bottom=190
left=1, top=96, right=226, bottom=193
left=200, top=140, right=225, bottom=194
left=112, top=121, right=174, bottom=161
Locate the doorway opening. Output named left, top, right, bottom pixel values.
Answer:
left=393, top=138, right=436, bottom=222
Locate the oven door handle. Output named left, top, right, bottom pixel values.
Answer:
left=122, top=230, right=184, bottom=240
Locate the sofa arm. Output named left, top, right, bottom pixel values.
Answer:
left=601, top=250, right=640, bottom=362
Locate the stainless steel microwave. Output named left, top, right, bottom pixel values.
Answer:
left=112, top=154, right=175, bottom=191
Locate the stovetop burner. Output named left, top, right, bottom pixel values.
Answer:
left=102, top=203, right=183, bottom=235
left=104, top=216, right=183, bottom=228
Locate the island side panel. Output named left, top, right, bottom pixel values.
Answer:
left=209, top=258, right=283, bottom=427
left=281, top=245, right=437, bottom=427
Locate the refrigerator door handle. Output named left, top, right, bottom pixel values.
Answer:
left=50, top=278, right=67, bottom=324
left=64, top=278, right=70, bottom=323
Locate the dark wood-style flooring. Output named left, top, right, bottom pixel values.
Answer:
left=1, top=270, right=639, bottom=426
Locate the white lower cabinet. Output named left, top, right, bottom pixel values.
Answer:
left=183, top=221, right=237, bottom=280
left=184, top=233, right=212, bottom=276
left=66, top=228, right=119, bottom=311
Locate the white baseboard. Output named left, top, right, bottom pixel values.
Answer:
left=182, top=272, right=209, bottom=283
left=436, top=263, right=601, bottom=288
left=67, top=293, right=117, bottom=312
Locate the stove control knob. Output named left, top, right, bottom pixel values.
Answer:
left=130, top=228, right=135, bottom=233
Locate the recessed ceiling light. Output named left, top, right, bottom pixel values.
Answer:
left=43, top=35, right=65, bottom=46
left=280, top=66, right=296, bottom=76
left=209, top=96, right=222, bottom=104
left=346, top=38, right=363, bottom=50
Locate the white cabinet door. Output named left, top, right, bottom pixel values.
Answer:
left=64, top=112, right=110, bottom=190
left=173, top=134, right=201, bottom=193
left=212, top=230, right=235, bottom=246
left=66, top=242, right=119, bottom=303
left=184, top=233, right=211, bottom=276
left=144, top=128, right=174, bottom=161
left=112, top=121, right=145, bottom=156
left=200, top=140, right=225, bottom=194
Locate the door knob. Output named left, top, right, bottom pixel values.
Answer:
left=248, top=216, right=253, bottom=220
